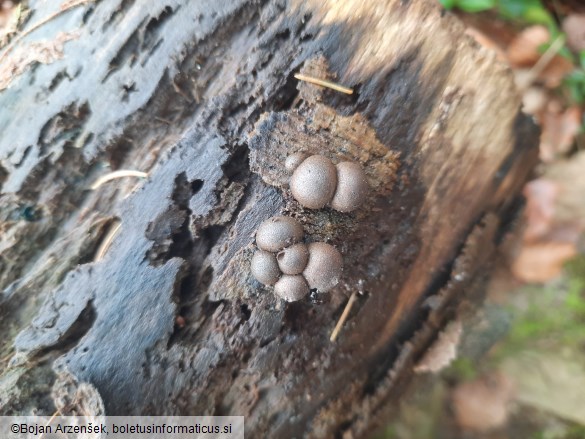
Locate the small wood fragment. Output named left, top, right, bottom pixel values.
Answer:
left=294, top=73, right=353, bottom=95
left=94, top=220, right=122, bottom=261
left=330, top=291, right=358, bottom=342
left=154, top=116, right=172, bottom=125
left=39, top=410, right=61, bottom=439
left=90, top=170, right=147, bottom=190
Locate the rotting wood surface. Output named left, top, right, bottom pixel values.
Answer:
left=0, top=0, right=538, bottom=437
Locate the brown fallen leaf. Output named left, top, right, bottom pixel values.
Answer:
left=506, top=25, right=549, bottom=68
left=540, top=104, right=582, bottom=162
left=0, top=30, right=80, bottom=90
left=563, top=14, right=585, bottom=52
left=538, top=55, right=575, bottom=89
left=514, top=154, right=585, bottom=284
left=511, top=241, right=577, bottom=283
left=0, top=0, right=15, bottom=18
left=0, top=1, right=18, bottom=40
left=452, top=372, right=515, bottom=432
left=523, top=179, right=559, bottom=242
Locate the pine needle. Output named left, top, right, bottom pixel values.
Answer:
left=90, top=170, right=147, bottom=190
left=294, top=73, right=353, bottom=95
left=94, top=220, right=122, bottom=261
left=39, top=410, right=61, bottom=439
left=330, top=291, right=358, bottom=342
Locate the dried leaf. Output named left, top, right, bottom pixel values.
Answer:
left=511, top=241, right=577, bottom=283
left=506, top=25, right=549, bottom=68
left=452, top=372, right=515, bottom=432
left=0, top=1, right=19, bottom=41
left=523, top=179, right=559, bottom=242
left=540, top=105, right=582, bottom=162
left=0, top=30, right=80, bottom=90
left=538, top=55, right=575, bottom=89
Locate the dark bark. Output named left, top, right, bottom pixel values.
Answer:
left=0, top=0, right=538, bottom=437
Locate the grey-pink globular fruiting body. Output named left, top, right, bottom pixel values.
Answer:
left=274, top=274, right=310, bottom=302
left=277, top=243, right=309, bottom=275
left=290, top=155, right=338, bottom=209
left=288, top=154, right=369, bottom=212
left=250, top=250, right=281, bottom=286
left=330, top=161, right=369, bottom=212
left=303, top=242, right=343, bottom=292
left=255, top=216, right=304, bottom=252
left=251, top=210, right=346, bottom=300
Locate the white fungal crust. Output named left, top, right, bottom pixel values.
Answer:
left=255, top=216, right=304, bottom=252
left=290, top=155, right=337, bottom=209
left=303, top=242, right=343, bottom=292
left=277, top=243, right=309, bottom=275
left=250, top=250, right=281, bottom=286
left=274, top=274, right=310, bottom=302
left=330, top=161, right=369, bottom=212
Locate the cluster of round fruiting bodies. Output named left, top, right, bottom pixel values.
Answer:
left=286, top=153, right=369, bottom=212
left=251, top=154, right=369, bottom=301
left=251, top=216, right=342, bottom=302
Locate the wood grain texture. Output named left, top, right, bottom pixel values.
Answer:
left=0, top=0, right=538, bottom=437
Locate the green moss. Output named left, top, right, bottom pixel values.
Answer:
left=493, top=256, right=585, bottom=359
left=531, top=423, right=585, bottom=439
left=370, top=425, right=398, bottom=439
left=444, top=357, right=478, bottom=381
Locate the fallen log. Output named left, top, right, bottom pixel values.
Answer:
left=0, top=0, right=539, bottom=437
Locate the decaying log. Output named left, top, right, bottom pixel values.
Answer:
left=0, top=0, right=538, bottom=437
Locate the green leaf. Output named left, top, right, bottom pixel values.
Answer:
left=453, top=0, right=495, bottom=13
left=498, top=0, right=538, bottom=18
left=564, top=70, right=585, bottom=104
left=439, top=0, right=457, bottom=9
left=522, top=6, right=555, bottom=25
left=497, top=0, right=554, bottom=25
left=559, top=45, right=575, bottom=62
